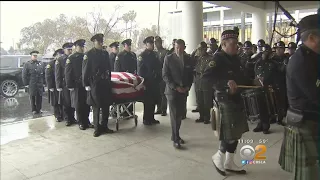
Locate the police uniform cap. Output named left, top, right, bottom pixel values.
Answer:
left=209, top=38, right=218, bottom=44
left=109, top=42, right=120, bottom=48
left=262, top=44, right=272, bottom=52
left=154, top=36, right=162, bottom=42
left=143, top=36, right=155, bottom=44
left=53, top=49, right=63, bottom=57
left=275, top=41, right=285, bottom=48
left=30, top=50, right=39, bottom=56
left=298, top=14, right=319, bottom=33
left=62, top=42, right=74, bottom=49
left=74, top=39, right=86, bottom=47
left=257, top=39, right=265, bottom=47
left=90, top=33, right=104, bottom=42
left=121, top=39, right=132, bottom=46
left=243, top=41, right=253, bottom=48
left=287, top=42, right=297, bottom=49
left=221, top=30, right=239, bottom=41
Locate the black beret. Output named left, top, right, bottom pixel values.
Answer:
left=74, top=39, right=86, bottom=47
left=121, top=39, right=132, bottom=46
left=298, top=14, right=319, bottom=33
left=30, top=51, right=39, bottom=55
left=262, top=44, right=272, bottom=52
left=257, top=39, right=265, bottom=47
left=62, top=42, right=74, bottom=49
left=209, top=38, right=218, bottom=44
left=53, top=49, right=63, bottom=57
left=275, top=41, right=285, bottom=48
left=90, top=33, right=104, bottom=42
left=287, top=42, right=297, bottom=49
left=221, top=30, right=238, bottom=41
left=243, top=41, right=253, bottom=48
left=143, top=36, right=155, bottom=44
left=109, top=42, right=120, bottom=48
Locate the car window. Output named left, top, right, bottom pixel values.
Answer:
left=19, top=57, right=30, bottom=67
left=0, top=56, right=19, bottom=68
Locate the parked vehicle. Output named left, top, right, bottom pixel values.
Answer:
left=0, top=55, right=45, bottom=97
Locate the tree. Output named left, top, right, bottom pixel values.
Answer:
left=271, top=18, right=295, bottom=45
left=122, top=10, right=137, bottom=39
left=137, top=25, right=158, bottom=49
left=8, top=46, right=14, bottom=54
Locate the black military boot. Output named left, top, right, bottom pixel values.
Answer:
left=151, top=119, right=160, bottom=124
left=195, top=119, right=204, bottom=123
left=79, top=124, right=86, bottom=130
left=65, top=121, right=73, bottom=126
left=104, top=127, right=114, bottom=134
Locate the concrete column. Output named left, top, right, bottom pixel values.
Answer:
left=252, top=11, right=267, bottom=44
left=268, top=13, right=273, bottom=43
left=220, top=9, right=224, bottom=33
left=241, top=12, right=246, bottom=43
left=181, top=1, right=203, bottom=107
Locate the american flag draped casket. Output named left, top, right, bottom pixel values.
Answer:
left=111, top=72, right=145, bottom=100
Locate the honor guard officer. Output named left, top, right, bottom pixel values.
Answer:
left=82, top=33, right=114, bottom=137
left=55, top=42, right=76, bottom=126
left=22, top=51, right=45, bottom=115
left=202, top=30, right=250, bottom=176
left=251, top=39, right=265, bottom=61
left=194, top=42, right=213, bottom=125
left=207, top=38, right=219, bottom=55
left=274, top=41, right=289, bottom=65
left=286, top=42, right=297, bottom=58
left=65, top=39, right=93, bottom=130
left=114, top=39, right=137, bottom=117
left=154, top=36, right=168, bottom=116
left=240, top=41, right=255, bottom=80
left=109, top=42, right=119, bottom=72
left=114, top=39, right=137, bottom=73
left=45, top=49, right=64, bottom=121
left=138, top=36, right=162, bottom=125
left=279, top=14, right=320, bottom=180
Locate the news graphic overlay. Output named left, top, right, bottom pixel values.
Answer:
left=239, top=139, right=268, bottom=165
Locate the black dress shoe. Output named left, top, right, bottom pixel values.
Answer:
left=154, top=110, right=161, bottom=115
left=93, top=130, right=101, bottom=137
left=191, top=109, right=199, bottom=113
left=151, top=120, right=160, bottom=124
left=253, top=127, right=263, bottom=132
left=179, top=138, right=185, bottom=144
left=104, top=127, right=114, bottom=134
left=79, top=125, right=86, bottom=130
left=65, top=121, right=73, bottom=126
left=173, top=142, right=182, bottom=149
left=56, top=118, right=63, bottom=122
left=143, top=121, right=152, bottom=126
left=161, top=112, right=167, bottom=116
left=204, top=120, right=211, bottom=124
left=87, top=123, right=94, bottom=128
left=263, top=130, right=270, bottom=134
left=195, top=119, right=204, bottom=123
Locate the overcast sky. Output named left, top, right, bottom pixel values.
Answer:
left=1, top=1, right=180, bottom=50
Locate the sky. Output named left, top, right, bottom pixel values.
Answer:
left=0, top=1, right=179, bottom=50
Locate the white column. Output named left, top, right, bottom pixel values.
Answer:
left=241, top=12, right=246, bottom=43
left=252, top=11, right=267, bottom=44
left=220, top=9, right=224, bottom=33
left=294, top=10, right=300, bottom=42
left=181, top=1, right=203, bottom=107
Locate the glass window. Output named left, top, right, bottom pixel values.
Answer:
left=0, top=56, right=19, bottom=68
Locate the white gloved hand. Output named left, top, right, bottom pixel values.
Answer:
left=49, top=88, right=54, bottom=92
left=85, top=86, right=91, bottom=91
left=68, top=88, right=74, bottom=91
left=57, top=88, right=62, bottom=91
left=25, top=85, right=29, bottom=88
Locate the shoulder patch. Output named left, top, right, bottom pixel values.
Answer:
left=83, top=55, right=88, bottom=61
left=138, top=56, right=142, bottom=61
left=46, top=64, right=51, bottom=69
left=55, top=60, right=59, bottom=65
left=66, top=59, right=71, bottom=64
left=208, top=61, right=216, bottom=68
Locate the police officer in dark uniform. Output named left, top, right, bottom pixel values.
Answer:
left=114, top=39, right=137, bottom=117
left=286, top=42, right=297, bottom=58
left=274, top=41, right=289, bottom=65
left=194, top=42, right=213, bottom=124
left=239, top=41, right=255, bottom=80
left=252, top=44, right=257, bottom=54
left=279, top=14, right=319, bottom=180
left=45, top=49, right=64, bottom=121
left=55, top=42, right=76, bottom=126
left=65, top=39, right=93, bottom=130
left=154, top=36, right=168, bottom=116
left=83, top=33, right=114, bottom=137
left=138, top=36, right=162, bottom=125
left=251, top=39, right=265, bottom=61
left=207, top=38, right=219, bottom=55
left=202, top=30, right=249, bottom=176
left=22, top=51, right=45, bottom=115
left=109, top=42, right=119, bottom=72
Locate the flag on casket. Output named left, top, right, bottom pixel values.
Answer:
left=111, top=72, right=145, bottom=100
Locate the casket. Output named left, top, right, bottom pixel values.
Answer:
left=111, top=72, right=145, bottom=100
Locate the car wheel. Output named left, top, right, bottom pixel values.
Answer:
left=1, top=79, right=19, bottom=98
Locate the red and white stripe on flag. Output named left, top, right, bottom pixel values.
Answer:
left=111, top=72, right=145, bottom=99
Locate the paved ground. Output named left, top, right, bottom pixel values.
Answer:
left=0, top=103, right=292, bottom=180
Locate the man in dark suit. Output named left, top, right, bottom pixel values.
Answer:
left=162, top=39, right=194, bottom=149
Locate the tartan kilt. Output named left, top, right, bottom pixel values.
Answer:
left=218, top=101, right=249, bottom=141
left=279, top=120, right=319, bottom=180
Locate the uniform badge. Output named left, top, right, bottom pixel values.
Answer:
left=55, top=60, right=59, bottom=65
left=46, top=64, right=51, bottom=69
left=208, top=61, right=216, bottom=68
left=115, top=56, right=119, bottom=61
left=66, top=59, right=71, bottom=64
left=138, top=56, right=142, bottom=61
left=83, top=55, right=88, bottom=61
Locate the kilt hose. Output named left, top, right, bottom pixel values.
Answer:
left=279, top=119, right=319, bottom=180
